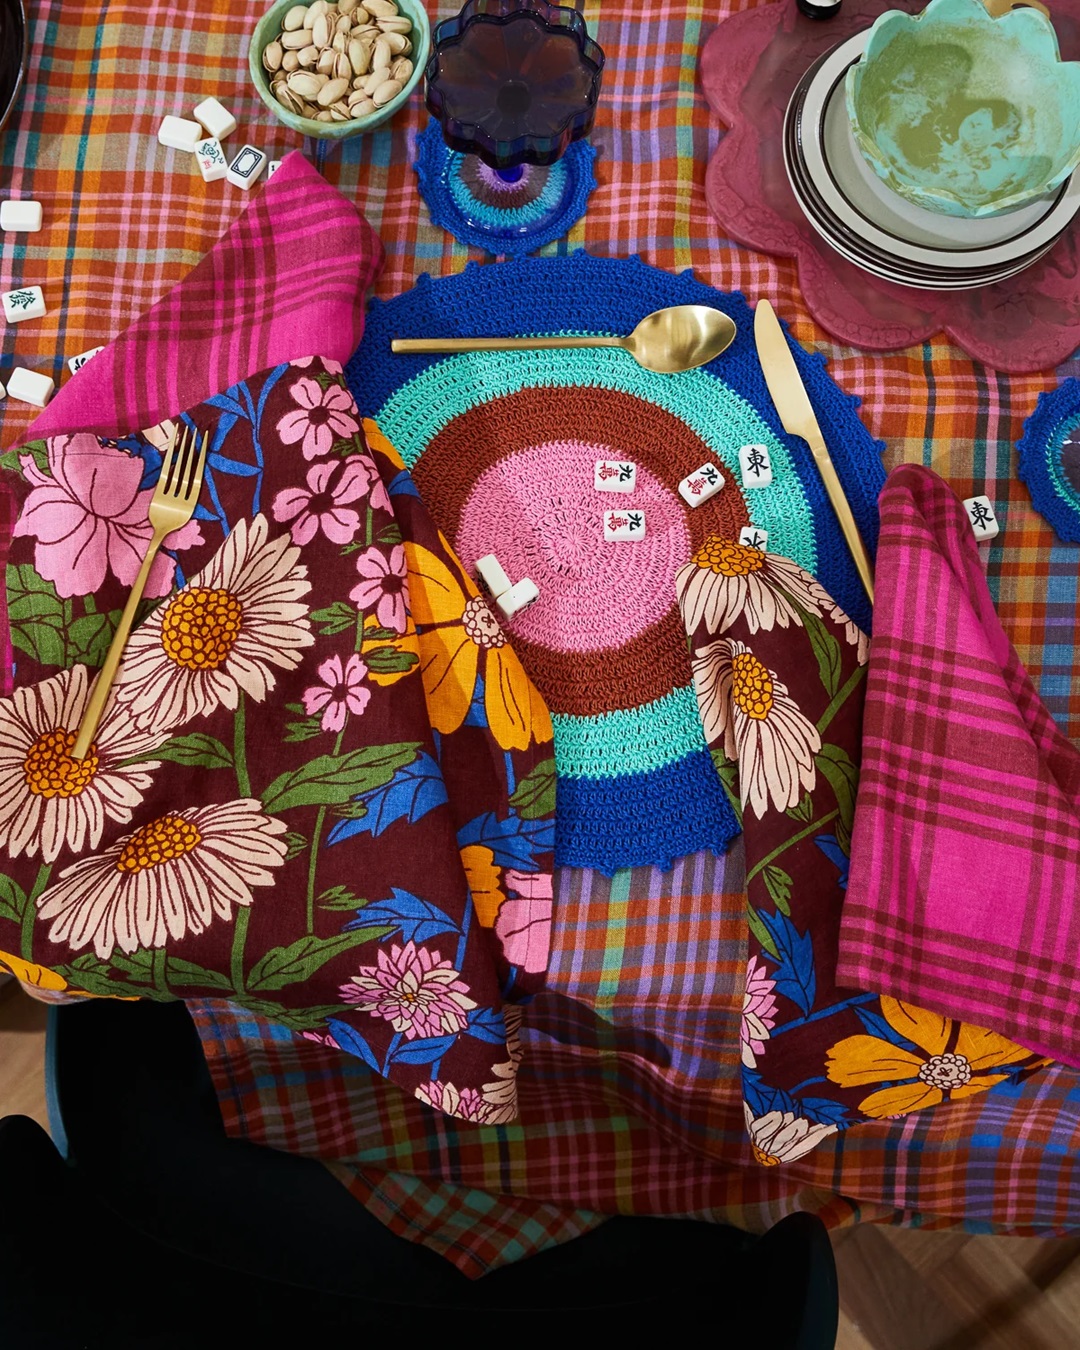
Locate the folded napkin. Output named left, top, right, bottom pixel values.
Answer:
left=0, top=160, right=556, bottom=1123
left=839, top=463, right=1080, bottom=1066
left=27, top=153, right=382, bottom=442
left=676, top=536, right=1048, bottom=1163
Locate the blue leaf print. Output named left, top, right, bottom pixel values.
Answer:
left=854, top=1004, right=922, bottom=1054
left=253, top=363, right=289, bottom=431
left=463, top=674, right=487, bottom=728
left=814, top=834, right=849, bottom=889
left=757, top=909, right=816, bottom=1016
left=203, top=390, right=250, bottom=420
left=122, top=438, right=168, bottom=492
left=456, top=811, right=555, bottom=871
left=387, top=469, right=420, bottom=498
left=467, top=1005, right=508, bottom=1044
left=742, top=1067, right=797, bottom=1119
left=797, top=1096, right=850, bottom=1127
left=388, top=1033, right=458, bottom=1065
left=326, top=752, right=448, bottom=845
left=327, top=1018, right=379, bottom=1072
left=207, top=454, right=260, bottom=477
left=345, top=888, right=460, bottom=945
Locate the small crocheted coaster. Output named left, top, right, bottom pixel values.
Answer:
left=414, top=118, right=598, bottom=257
left=347, top=253, right=885, bottom=872
left=1017, top=379, right=1080, bottom=542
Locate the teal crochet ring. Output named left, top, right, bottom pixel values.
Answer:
left=347, top=253, right=885, bottom=872
left=414, top=118, right=598, bottom=256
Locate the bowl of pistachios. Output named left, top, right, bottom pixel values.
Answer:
left=249, top=0, right=430, bottom=139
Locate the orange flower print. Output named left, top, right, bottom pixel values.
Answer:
left=404, top=540, right=552, bottom=752
left=826, top=997, right=1041, bottom=1118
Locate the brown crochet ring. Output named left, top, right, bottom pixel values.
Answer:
left=409, top=384, right=751, bottom=717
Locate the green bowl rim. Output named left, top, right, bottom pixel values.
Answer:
left=845, top=0, right=1080, bottom=217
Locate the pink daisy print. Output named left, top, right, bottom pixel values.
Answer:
left=495, top=869, right=553, bottom=976
left=271, top=457, right=372, bottom=547
left=340, top=941, right=476, bottom=1040
left=349, top=544, right=408, bottom=634
left=289, top=356, right=342, bottom=375
left=741, top=954, right=779, bottom=1069
left=300, top=1029, right=341, bottom=1049
left=357, top=453, right=392, bottom=516
left=302, top=653, right=371, bottom=733
left=277, top=377, right=359, bottom=460
left=414, top=1081, right=492, bottom=1122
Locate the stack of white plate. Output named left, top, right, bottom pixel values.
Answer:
left=783, top=30, right=1080, bottom=290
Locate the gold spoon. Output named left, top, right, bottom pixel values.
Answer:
left=391, top=304, right=738, bottom=375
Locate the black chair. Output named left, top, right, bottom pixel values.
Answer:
left=0, top=998, right=838, bottom=1347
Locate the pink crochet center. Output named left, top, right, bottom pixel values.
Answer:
left=455, top=440, right=690, bottom=654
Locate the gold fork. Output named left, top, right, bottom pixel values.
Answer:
left=72, top=423, right=209, bottom=759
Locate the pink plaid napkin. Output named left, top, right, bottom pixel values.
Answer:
left=27, top=152, right=383, bottom=441
left=839, top=463, right=1080, bottom=1065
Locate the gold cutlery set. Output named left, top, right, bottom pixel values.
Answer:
left=72, top=301, right=870, bottom=759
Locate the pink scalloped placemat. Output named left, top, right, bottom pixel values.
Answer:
left=700, top=0, right=1080, bottom=371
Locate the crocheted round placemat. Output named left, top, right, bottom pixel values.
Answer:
left=347, top=253, right=885, bottom=872
left=1017, top=379, right=1080, bottom=542
left=414, top=118, right=598, bottom=257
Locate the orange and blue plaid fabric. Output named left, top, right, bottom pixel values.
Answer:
left=3, top=0, right=1080, bottom=1277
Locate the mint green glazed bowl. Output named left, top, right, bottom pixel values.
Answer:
left=845, top=0, right=1080, bottom=217
left=248, top=0, right=431, bottom=141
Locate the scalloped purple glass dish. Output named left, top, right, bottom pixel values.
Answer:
left=425, top=0, right=604, bottom=170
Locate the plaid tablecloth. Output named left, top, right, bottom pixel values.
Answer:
left=3, top=0, right=1080, bottom=1274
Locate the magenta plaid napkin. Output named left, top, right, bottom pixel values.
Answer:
left=27, top=153, right=383, bottom=442
left=839, top=463, right=1080, bottom=1065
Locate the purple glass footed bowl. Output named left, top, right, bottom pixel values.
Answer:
left=425, top=0, right=604, bottom=169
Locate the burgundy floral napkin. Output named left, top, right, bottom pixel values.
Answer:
left=0, top=159, right=557, bottom=1122
left=839, top=463, right=1080, bottom=1066
left=676, top=536, right=1048, bottom=1164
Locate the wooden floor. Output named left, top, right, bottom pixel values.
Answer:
left=1, top=983, right=1078, bottom=1346
left=833, top=1226, right=1080, bottom=1349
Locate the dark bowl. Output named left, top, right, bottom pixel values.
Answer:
left=0, top=0, right=27, bottom=137
left=425, top=0, right=604, bottom=169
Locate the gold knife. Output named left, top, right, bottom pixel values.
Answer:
left=753, top=299, right=874, bottom=605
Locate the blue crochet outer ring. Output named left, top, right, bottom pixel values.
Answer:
left=1017, top=378, right=1080, bottom=543
left=414, top=118, right=598, bottom=257
left=348, top=253, right=885, bottom=872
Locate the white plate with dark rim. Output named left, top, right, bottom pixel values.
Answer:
left=783, top=78, right=1057, bottom=288
left=787, top=159, right=1049, bottom=287
left=785, top=182, right=1051, bottom=288
left=786, top=29, right=1080, bottom=276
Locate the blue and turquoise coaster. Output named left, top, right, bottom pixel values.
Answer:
left=1017, top=379, right=1080, bottom=541
left=347, top=253, right=885, bottom=872
left=414, top=118, right=598, bottom=256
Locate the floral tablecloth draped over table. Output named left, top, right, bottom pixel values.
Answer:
left=2, top=0, right=1080, bottom=1276
left=0, top=343, right=557, bottom=1117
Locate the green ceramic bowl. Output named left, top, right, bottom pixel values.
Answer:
left=248, top=0, right=430, bottom=141
left=845, top=0, right=1080, bottom=217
